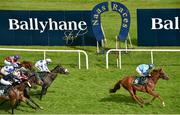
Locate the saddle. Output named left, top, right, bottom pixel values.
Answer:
left=38, top=72, right=49, bottom=80
left=133, top=76, right=148, bottom=85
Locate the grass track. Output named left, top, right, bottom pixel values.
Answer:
left=0, top=0, right=180, bottom=114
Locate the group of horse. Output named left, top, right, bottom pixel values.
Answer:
left=0, top=61, right=69, bottom=114
left=0, top=60, right=170, bottom=114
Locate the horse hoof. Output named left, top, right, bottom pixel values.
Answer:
left=162, top=102, right=165, bottom=107
left=39, top=106, right=44, bottom=110
left=140, top=105, right=144, bottom=108
left=109, top=89, right=116, bottom=93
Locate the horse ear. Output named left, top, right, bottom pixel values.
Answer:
left=159, top=68, right=162, bottom=72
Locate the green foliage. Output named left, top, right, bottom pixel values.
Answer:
left=0, top=0, right=180, bottom=114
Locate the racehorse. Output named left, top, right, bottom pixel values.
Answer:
left=109, top=68, right=169, bottom=107
left=0, top=75, right=42, bottom=114
left=22, top=72, right=43, bottom=109
left=20, top=61, right=34, bottom=71
left=39, top=64, right=69, bottom=100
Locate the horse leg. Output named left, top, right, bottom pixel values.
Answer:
left=129, top=90, right=144, bottom=107
left=24, top=88, right=43, bottom=110
left=21, top=96, right=37, bottom=110
left=43, top=87, right=48, bottom=95
left=109, top=80, right=121, bottom=93
left=40, top=85, right=45, bottom=100
left=133, top=89, right=144, bottom=104
left=147, top=90, right=165, bottom=107
left=40, top=85, right=46, bottom=100
left=29, top=97, right=43, bottom=110
left=10, top=99, right=17, bottom=114
left=40, top=85, right=48, bottom=100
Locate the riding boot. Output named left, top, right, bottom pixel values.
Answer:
left=140, top=76, right=148, bottom=84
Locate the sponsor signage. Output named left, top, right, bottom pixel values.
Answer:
left=0, top=2, right=130, bottom=46
left=137, top=9, right=180, bottom=46
left=0, top=10, right=96, bottom=46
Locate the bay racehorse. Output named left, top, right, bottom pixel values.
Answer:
left=109, top=68, right=169, bottom=107
left=0, top=75, right=42, bottom=114
left=39, top=64, right=69, bottom=100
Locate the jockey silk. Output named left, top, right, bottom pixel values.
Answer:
left=35, top=60, right=50, bottom=72
left=136, top=64, right=152, bottom=76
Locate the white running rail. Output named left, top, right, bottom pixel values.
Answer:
left=0, top=48, right=89, bottom=70
left=106, top=49, right=180, bottom=69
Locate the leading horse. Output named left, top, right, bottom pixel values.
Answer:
left=109, top=68, right=169, bottom=107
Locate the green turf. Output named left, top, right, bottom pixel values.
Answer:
left=0, top=0, right=180, bottom=114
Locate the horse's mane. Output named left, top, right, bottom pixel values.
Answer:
left=150, top=68, right=162, bottom=77
left=51, top=64, right=61, bottom=72
left=21, top=61, right=33, bottom=66
left=21, top=61, right=34, bottom=70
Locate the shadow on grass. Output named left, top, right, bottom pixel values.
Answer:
left=0, top=100, right=36, bottom=114
left=100, top=94, right=136, bottom=106
left=0, top=100, right=11, bottom=113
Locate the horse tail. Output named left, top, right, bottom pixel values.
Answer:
left=109, top=80, right=122, bottom=93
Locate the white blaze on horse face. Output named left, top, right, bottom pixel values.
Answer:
left=65, top=69, right=68, bottom=72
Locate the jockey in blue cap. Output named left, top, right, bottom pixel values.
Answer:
left=134, top=64, right=155, bottom=84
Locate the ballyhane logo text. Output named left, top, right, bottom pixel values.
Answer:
left=151, top=16, right=179, bottom=30
left=9, top=18, right=87, bottom=33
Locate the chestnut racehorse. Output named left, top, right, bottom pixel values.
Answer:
left=20, top=61, right=34, bottom=71
left=109, top=68, right=169, bottom=107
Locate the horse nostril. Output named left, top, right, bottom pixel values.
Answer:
left=164, top=76, right=169, bottom=80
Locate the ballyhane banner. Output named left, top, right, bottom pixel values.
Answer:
left=0, top=2, right=131, bottom=46
left=8, top=18, right=87, bottom=33
left=0, top=10, right=96, bottom=46
left=137, top=9, right=180, bottom=46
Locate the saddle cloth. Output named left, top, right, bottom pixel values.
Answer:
left=133, top=76, right=148, bottom=85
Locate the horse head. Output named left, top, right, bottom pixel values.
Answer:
left=151, top=68, right=169, bottom=80
left=51, top=64, right=69, bottom=75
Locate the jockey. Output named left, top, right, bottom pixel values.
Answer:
left=0, top=73, right=21, bottom=86
left=4, top=55, right=21, bottom=68
left=13, top=68, right=28, bottom=82
left=135, top=64, right=155, bottom=84
left=0, top=66, right=15, bottom=76
left=35, top=58, right=52, bottom=72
